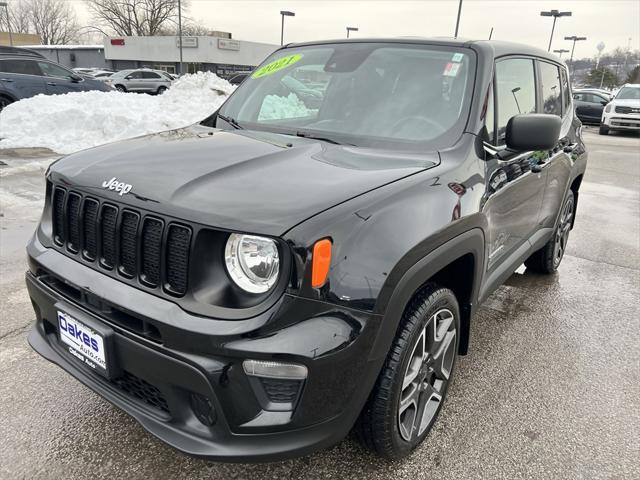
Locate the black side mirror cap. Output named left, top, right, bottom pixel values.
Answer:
left=70, top=74, right=83, bottom=82
left=506, top=114, right=561, bottom=152
left=600, top=100, right=608, bottom=106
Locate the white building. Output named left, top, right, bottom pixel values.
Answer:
left=104, top=36, right=279, bottom=76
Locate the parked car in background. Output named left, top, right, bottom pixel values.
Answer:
left=73, top=67, right=114, bottom=76
left=228, top=72, right=249, bottom=85
left=0, top=49, right=113, bottom=111
left=600, top=84, right=640, bottom=135
left=105, top=68, right=173, bottom=94
left=573, top=89, right=610, bottom=124
left=91, top=71, right=114, bottom=80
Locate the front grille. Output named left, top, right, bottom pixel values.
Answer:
left=100, top=205, right=118, bottom=269
left=51, top=187, right=191, bottom=297
left=615, top=105, right=632, bottom=114
left=82, top=199, right=99, bottom=260
left=165, top=225, right=191, bottom=295
left=66, top=193, right=81, bottom=253
left=112, top=371, right=170, bottom=415
left=119, top=210, right=139, bottom=277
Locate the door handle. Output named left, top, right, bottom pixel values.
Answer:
left=47, top=82, right=57, bottom=86
left=0, top=78, right=14, bottom=82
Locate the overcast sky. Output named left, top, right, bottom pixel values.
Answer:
left=71, top=0, right=639, bottom=59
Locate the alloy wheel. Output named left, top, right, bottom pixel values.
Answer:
left=398, top=308, right=457, bottom=442
left=553, top=195, right=574, bottom=267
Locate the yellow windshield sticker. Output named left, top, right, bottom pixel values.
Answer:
left=252, top=54, right=303, bottom=78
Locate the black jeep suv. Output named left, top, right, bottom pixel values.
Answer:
left=26, top=39, right=586, bottom=461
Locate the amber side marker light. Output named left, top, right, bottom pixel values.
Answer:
left=311, top=239, right=332, bottom=288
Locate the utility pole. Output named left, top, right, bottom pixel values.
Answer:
left=280, top=11, right=295, bottom=46
left=565, top=35, right=587, bottom=76
left=540, top=10, right=572, bottom=52
left=346, top=27, right=358, bottom=38
left=177, top=0, right=183, bottom=75
left=454, top=0, right=463, bottom=38
left=553, top=49, right=569, bottom=58
left=488, top=27, right=493, bottom=40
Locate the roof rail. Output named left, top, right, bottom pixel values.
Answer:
left=0, top=46, right=45, bottom=58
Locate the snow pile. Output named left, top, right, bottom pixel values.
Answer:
left=258, top=93, right=317, bottom=121
left=0, top=71, right=235, bottom=154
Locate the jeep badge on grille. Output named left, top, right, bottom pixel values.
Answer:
left=102, top=177, right=132, bottom=196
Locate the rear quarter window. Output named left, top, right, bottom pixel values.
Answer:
left=539, top=61, right=562, bottom=116
left=0, top=59, right=41, bottom=76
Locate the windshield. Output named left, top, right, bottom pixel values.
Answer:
left=215, top=43, right=475, bottom=149
left=616, top=86, right=640, bottom=100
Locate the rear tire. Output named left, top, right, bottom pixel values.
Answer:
left=0, top=95, right=14, bottom=112
left=525, top=190, right=575, bottom=274
left=115, top=85, right=126, bottom=92
left=599, top=125, right=609, bottom=135
left=355, top=284, right=459, bottom=459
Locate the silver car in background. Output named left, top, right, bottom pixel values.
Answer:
left=105, top=69, right=173, bottom=94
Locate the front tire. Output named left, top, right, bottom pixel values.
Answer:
left=525, top=190, right=575, bottom=274
left=157, top=86, right=167, bottom=95
left=115, top=85, right=126, bottom=93
left=355, top=285, right=459, bottom=459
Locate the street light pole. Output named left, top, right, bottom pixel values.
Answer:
left=280, top=10, right=295, bottom=46
left=454, top=0, right=463, bottom=38
left=346, top=26, right=358, bottom=38
left=565, top=35, right=587, bottom=75
left=0, top=2, right=13, bottom=46
left=177, top=0, right=183, bottom=75
left=540, top=10, right=572, bottom=52
left=553, top=48, right=569, bottom=58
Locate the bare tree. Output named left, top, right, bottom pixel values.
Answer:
left=2, top=0, right=80, bottom=43
left=1, top=0, right=33, bottom=34
left=84, top=0, right=184, bottom=36
left=156, top=17, right=210, bottom=36
left=27, top=0, right=80, bottom=44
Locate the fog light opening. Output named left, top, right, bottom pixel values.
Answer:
left=190, top=392, right=217, bottom=427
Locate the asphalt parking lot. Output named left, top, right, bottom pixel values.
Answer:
left=0, top=128, right=638, bottom=479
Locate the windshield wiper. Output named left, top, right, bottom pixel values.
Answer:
left=217, top=113, right=243, bottom=130
left=294, top=131, right=352, bottom=146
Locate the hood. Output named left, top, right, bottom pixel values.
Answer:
left=50, top=127, right=438, bottom=236
left=611, top=98, right=640, bottom=107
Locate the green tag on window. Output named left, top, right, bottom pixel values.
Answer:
left=252, top=54, right=303, bottom=78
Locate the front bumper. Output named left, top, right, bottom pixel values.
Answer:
left=26, top=234, right=383, bottom=462
left=602, top=112, right=640, bottom=130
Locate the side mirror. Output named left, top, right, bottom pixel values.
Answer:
left=600, top=100, right=608, bottom=106
left=125, top=75, right=132, bottom=80
left=506, top=114, right=561, bottom=152
left=70, top=74, right=83, bottom=83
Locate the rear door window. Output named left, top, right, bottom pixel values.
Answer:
left=539, top=61, right=562, bottom=116
left=495, top=58, right=536, bottom=145
left=0, top=59, right=42, bottom=76
left=142, top=71, right=161, bottom=79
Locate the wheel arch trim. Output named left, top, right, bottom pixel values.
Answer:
left=369, top=228, right=485, bottom=361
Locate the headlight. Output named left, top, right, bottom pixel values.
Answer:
left=225, top=233, right=280, bottom=293
left=604, top=104, right=612, bottom=113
